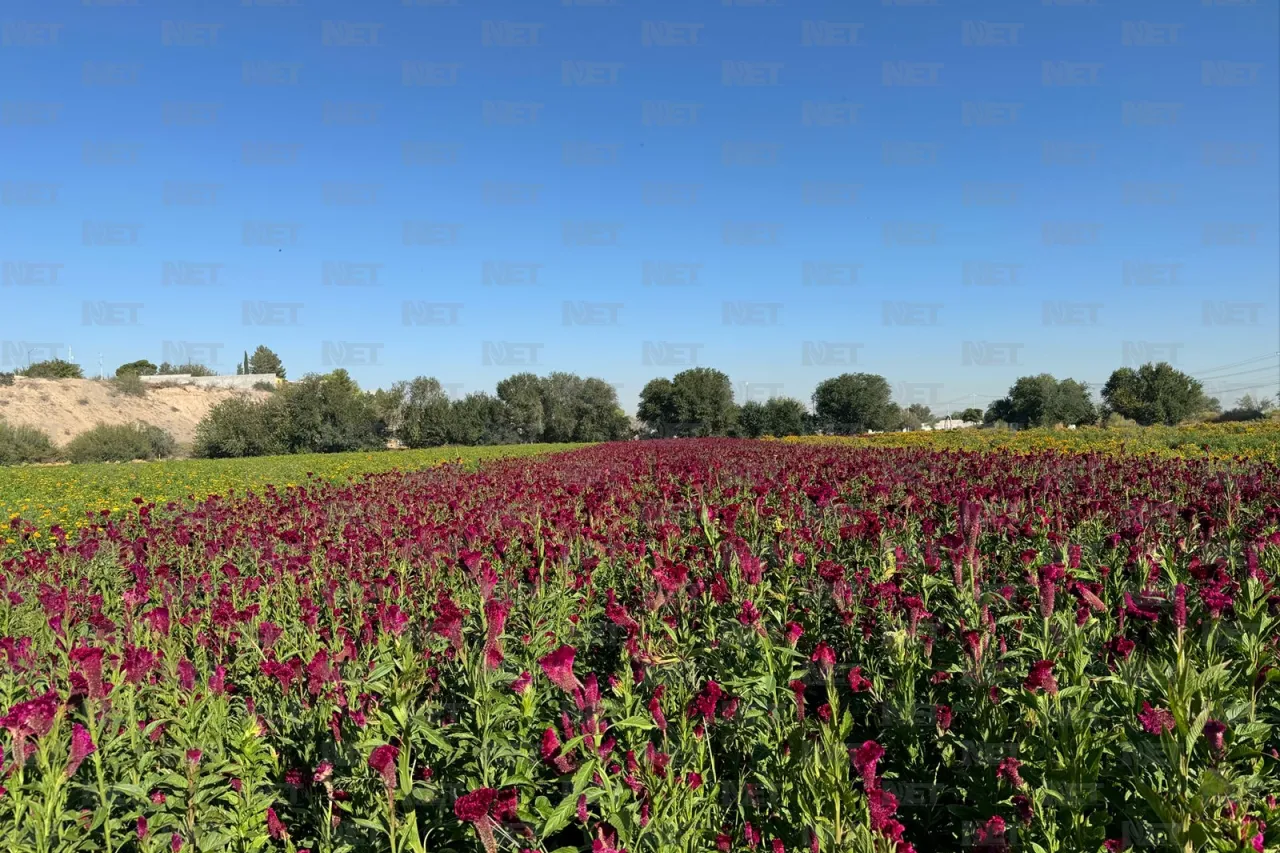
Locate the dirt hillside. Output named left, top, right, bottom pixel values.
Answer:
left=0, top=377, right=273, bottom=448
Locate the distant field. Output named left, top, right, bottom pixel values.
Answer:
left=0, top=443, right=584, bottom=537
left=787, top=419, right=1280, bottom=461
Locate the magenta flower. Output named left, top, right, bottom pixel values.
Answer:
left=266, top=807, right=288, bottom=840
left=997, top=757, right=1024, bottom=788
left=850, top=740, right=885, bottom=788
left=1203, top=719, right=1227, bottom=753
left=935, top=704, right=952, bottom=731
left=810, top=642, right=836, bottom=675
left=368, top=744, right=399, bottom=791
left=1137, top=702, right=1176, bottom=736
left=66, top=723, right=96, bottom=777
left=538, top=645, right=580, bottom=694
left=510, top=671, right=532, bottom=695
left=1024, top=660, right=1058, bottom=695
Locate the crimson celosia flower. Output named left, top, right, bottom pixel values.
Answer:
left=368, top=745, right=398, bottom=791
left=1137, top=702, right=1176, bottom=736
left=539, top=645, right=579, bottom=694
left=1024, top=660, right=1058, bottom=695
left=996, top=757, right=1023, bottom=788
left=851, top=740, right=884, bottom=788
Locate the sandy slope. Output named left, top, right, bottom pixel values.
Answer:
left=0, top=377, right=272, bottom=448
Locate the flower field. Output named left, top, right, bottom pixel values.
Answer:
left=1, top=439, right=1278, bottom=853
left=0, top=444, right=582, bottom=542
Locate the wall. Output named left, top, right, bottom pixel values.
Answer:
left=139, top=374, right=280, bottom=390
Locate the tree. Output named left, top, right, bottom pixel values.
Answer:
left=446, top=392, right=509, bottom=445
left=900, top=403, right=935, bottom=430
left=115, top=360, right=158, bottom=378
left=985, top=374, right=1096, bottom=427
left=279, top=370, right=383, bottom=453
left=736, top=401, right=770, bottom=438
left=21, top=359, right=83, bottom=379
left=496, top=373, right=545, bottom=442
left=571, top=378, right=631, bottom=442
left=639, top=369, right=737, bottom=437
left=158, top=362, right=216, bottom=377
left=398, top=377, right=454, bottom=448
left=951, top=407, right=984, bottom=423
left=811, top=373, right=899, bottom=434
left=637, top=378, right=679, bottom=437
left=247, top=345, right=286, bottom=379
left=1101, top=363, right=1209, bottom=426
left=763, top=397, right=808, bottom=437
left=193, top=397, right=288, bottom=458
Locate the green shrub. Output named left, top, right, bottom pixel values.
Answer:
left=0, top=419, right=60, bottom=466
left=20, top=359, right=83, bottom=379
left=193, top=397, right=288, bottom=458
left=0, top=372, right=14, bottom=386
left=157, top=362, right=216, bottom=377
left=111, top=373, right=147, bottom=397
left=115, top=360, right=158, bottom=377
left=64, top=422, right=176, bottom=464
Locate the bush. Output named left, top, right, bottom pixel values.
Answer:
left=253, top=381, right=277, bottom=392
left=111, top=373, right=147, bottom=397
left=0, top=372, right=13, bottom=386
left=64, top=422, right=176, bottom=464
left=157, top=362, right=216, bottom=377
left=115, top=360, right=158, bottom=378
left=0, top=419, right=60, bottom=465
left=193, top=397, right=288, bottom=458
left=20, top=359, right=83, bottom=379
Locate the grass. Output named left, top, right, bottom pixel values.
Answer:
left=0, top=443, right=585, bottom=538
left=785, top=419, right=1280, bottom=462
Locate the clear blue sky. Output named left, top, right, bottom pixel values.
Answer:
left=3, top=0, right=1277, bottom=415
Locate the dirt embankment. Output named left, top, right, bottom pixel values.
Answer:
left=0, top=377, right=273, bottom=448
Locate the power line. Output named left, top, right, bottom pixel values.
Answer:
left=1188, top=352, right=1279, bottom=378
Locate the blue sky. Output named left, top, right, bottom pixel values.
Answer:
left=2, top=0, right=1277, bottom=415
